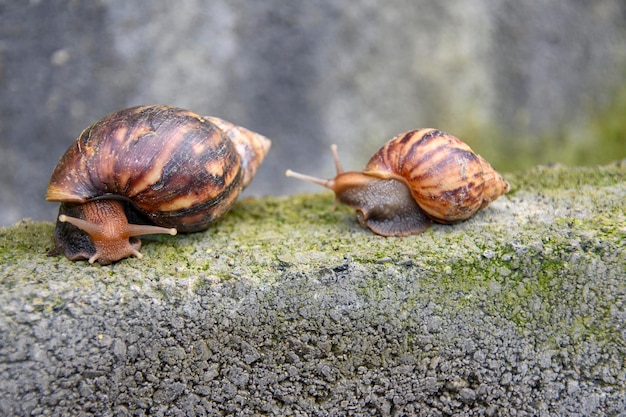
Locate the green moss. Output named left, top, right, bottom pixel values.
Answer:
left=506, top=160, right=626, bottom=194
left=0, top=220, right=55, bottom=260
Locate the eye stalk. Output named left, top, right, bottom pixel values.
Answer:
left=54, top=200, right=176, bottom=264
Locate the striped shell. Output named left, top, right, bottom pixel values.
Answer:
left=364, top=129, right=510, bottom=223
left=46, top=105, right=271, bottom=232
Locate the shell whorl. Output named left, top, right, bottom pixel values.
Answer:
left=364, top=129, right=510, bottom=223
left=46, top=105, right=271, bottom=232
left=205, top=116, right=271, bottom=188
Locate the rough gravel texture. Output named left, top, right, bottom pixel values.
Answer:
left=1, top=163, right=625, bottom=416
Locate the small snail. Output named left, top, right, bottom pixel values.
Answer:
left=46, top=105, right=271, bottom=264
left=286, top=129, right=509, bottom=236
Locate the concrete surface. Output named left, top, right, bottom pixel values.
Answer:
left=0, top=162, right=625, bottom=415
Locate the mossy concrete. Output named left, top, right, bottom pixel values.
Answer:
left=0, top=162, right=625, bottom=415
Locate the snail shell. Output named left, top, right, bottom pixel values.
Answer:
left=46, top=105, right=271, bottom=264
left=286, top=128, right=509, bottom=236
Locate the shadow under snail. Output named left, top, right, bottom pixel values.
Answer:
left=286, top=128, right=510, bottom=236
left=46, top=105, right=271, bottom=264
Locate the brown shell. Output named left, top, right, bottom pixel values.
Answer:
left=46, top=105, right=271, bottom=232
left=364, top=129, right=509, bottom=223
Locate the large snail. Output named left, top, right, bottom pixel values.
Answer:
left=286, top=128, right=509, bottom=236
left=46, top=105, right=271, bottom=264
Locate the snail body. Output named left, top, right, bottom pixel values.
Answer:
left=286, top=128, right=509, bottom=236
left=47, top=105, right=271, bottom=264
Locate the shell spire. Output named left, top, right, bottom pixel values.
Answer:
left=205, top=117, right=271, bottom=188
left=476, top=154, right=511, bottom=208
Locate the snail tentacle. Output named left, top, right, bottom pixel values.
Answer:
left=57, top=200, right=176, bottom=265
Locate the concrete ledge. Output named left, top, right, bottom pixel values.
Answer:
left=1, top=162, right=625, bottom=415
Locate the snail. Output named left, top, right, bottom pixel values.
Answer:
left=286, top=128, right=509, bottom=236
left=46, top=105, right=271, bottom=264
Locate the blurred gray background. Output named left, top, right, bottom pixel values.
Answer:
left=1, top=0, right=625, bottom=227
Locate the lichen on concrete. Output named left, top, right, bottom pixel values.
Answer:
left=0, top=162, right=625, bottom=415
